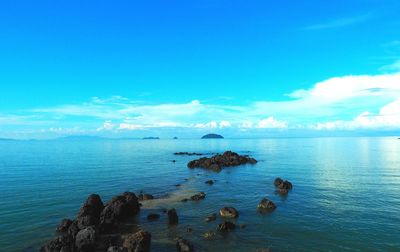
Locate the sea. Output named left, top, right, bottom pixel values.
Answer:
left=0, top=137, right=399, bottom=251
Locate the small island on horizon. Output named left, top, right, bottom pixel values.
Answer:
left=201, top=133, right=224, bottom=139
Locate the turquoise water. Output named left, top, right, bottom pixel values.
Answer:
left=0, top=138, right=400, bottom=251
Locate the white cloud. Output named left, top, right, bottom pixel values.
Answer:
left=257, top=117, right=288, bottom=129
left=380, top=60, right=400, bottom=73
left=219, top=120, right=231, bottom=128
left=303, top=14, right=371, bottom=30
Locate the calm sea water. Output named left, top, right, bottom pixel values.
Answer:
left=0, top=137, right=400, bottom=251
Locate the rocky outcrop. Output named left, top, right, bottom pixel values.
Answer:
left=205, top=180, right=214, bottom=185
left=167, top=208, right=179, bottom=225
left=176, top=237, right=194, bottom=252
left=187, top=151, right=257, bottom=172
left=138, top=193, right=154, bottom=201
left=42, top=192, right=141, bottom=252
left=174, top=152, right=204, bottom=156
left=257, top=198, right=276, bottom=212
left=190, top=192, right=206, bottom=201
left=219, top=207, right=239, bottom=218
left=217, top=221, right=236, bottom=231
left=274, top=177, right=293, bottom=195
left=123, top=230, right=151, bottom=252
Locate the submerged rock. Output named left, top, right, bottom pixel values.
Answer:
left=123, top=230, right=151, bottom=252
left=217, top=221, right=236, bottom=231
left=205, top=213, right=217, bottom=222
left=190, top=192, right=206, bottom=201
left=138, top=193, right=154, bottom=201
left=202, top=231, right=216, bottom=239
left=147, top=213, right=160, bottom=221
left=205, top=180, right=214, bottom=185
left=257, top=198, right=276, bottom=211
left=176, top=237, right=194, bottom=252
left=187, top=151, right=257, bottom=171
left=219, top=207, right=239, bottom=218
left=167, top=208, right=179, bottom=225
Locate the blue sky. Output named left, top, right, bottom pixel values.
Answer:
left=1, top=0, right=400, bottom=138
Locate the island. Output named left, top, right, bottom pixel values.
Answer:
left=142, top=137, right=160, bottom=140
left=201, top=133, right=224, bottom=139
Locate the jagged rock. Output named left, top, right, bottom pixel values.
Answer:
left=100, top=192, right=140, bottom=232
left=147, top=213, right=160, bottom=221
left=257, top=198, right=276, bottom=211
left=187, top=151, right=257, bottom=171
left=219, top=207, right=239, bottom=218
left=176, top=237, right=194, bottom=252
left=190, top=192, right=206, bottom=201
left=205, top=180, right=214, bottom=185
left=138, top=193, right=154, bottom=201
left=41, top=235, right=74, bottom=252
left=57, top=219, right=73, bottom=233
left=167, top=208, right=179, bottom=225
left=274, top=178, right=293, bottom=190
left=123, top=230, right=151, bottom=252
left=76, top=194, right=104, bottom=229
left=274, top=178, right=283, bottom=187
left=205, top=213, right=217, bottom=222
left=75, top=226, right=97, bottom=252
left=217, top=221, right=236, bottom=231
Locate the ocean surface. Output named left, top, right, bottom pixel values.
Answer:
left=0, top=137, right=400, bottom=251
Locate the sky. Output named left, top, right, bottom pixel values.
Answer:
left=1, top=0, right=400, bottom=139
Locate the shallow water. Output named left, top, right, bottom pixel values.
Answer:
left=0, top=137, right=399, bottom=251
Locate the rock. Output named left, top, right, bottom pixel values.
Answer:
left=201, top=134, right=224, bottom=139
left=190, top=192, right=206, bottom=201
left=100, top=192, right=140, bottom=232
left=187, top=151, right=257, bottom=171
left=138, top=193, right=154, bottom=201
left=107, top=246, right=126, bottom=252
left=239, top=224, right=246, bottom=229
left=176, top=237, right=194, bottom=252
left=175, top=184, right=181, bottom=187
left=205, top=180, right=214, bottom=185
left=205, top=213, right=217, bottom=222
left=186, top=227, right=193, bottom=233
left=75, top=226, right=97, bottom=252
left=257, top=198, right=276, bottom=211
left=147, top=213, right=160, bottom=221
left=219, top=207, right=239, bottom=218
left=167, top=208, right=179, bottom=225
left=172, top=160, right=177, bottom=163
left=174, top=152, right=204, bottom=156
left=142, top=137, right=159, bottom=139
left=202, top=231, right=216, bottom=239
left=181, top=198, right=189, bottom=202
left=123, top=230, right=151, bottom=252
left=76, top=194, right=104, bottom=229
left=274, top=177, right=293, bottom=190
left=217, top=221, right=236, bottom=231
left=41, top=235, right=74, bottom=252
left=277, top=188, right=288, bottom=195
left=57, top=219, right=73, bottom=233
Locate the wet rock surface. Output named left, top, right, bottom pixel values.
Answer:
left=167, top=208, right=179, bottom=225
left=123, top=230, right=151, bottom=252
left=176, top=237, right=194, bottom=252
left=190, top=192, right=206, bottom=201
left=187, top=151, right=257, bottom=171
left=257, top=198, right=276, bottom=212
left=138, top=193, right=154, bottom=201
left=217, top=221, right=236, bottom=231
left=219, top=207, right=239, bottom=218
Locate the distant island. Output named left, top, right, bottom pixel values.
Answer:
left=173, top=137, right=178, bottom=139
left=201, top=133, right=224, bottom=139
left=143, top=137, right=160, bottom=140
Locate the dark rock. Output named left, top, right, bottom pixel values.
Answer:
left=172, top=160, right=177, bottom=163
left=138, top=193, right=154, bottom=201
left=277, top=188, right=288, bottom=195
left=186, top=227, right=193, bottom=233
left=274, top=177, right=293, bottom=190
left=100, top=192, right=140, bottom=232
left=76, top=194, right=104, bottom=229
left=190, top=192, right=206, bottom=201
left=176, top=237, right=194, bottom=252
left=174, top=152, right=204, bottom=156
left=67, top=221, right=80, bottom=238
left=257, top=198, right=276, bottom=211
left=41, top=235, right=74, bottom=252
left=187, top=151, right=257, bottom=171
left=205, top=180, right=214, bottom=185
left=75, top=226, right=97, bottom=252
left=205, top=213, right=217, bottom=222
left=219, top=207, right=239, bottom=218
left=57, top=219, right=73, bottom=233
left=123, top=230, right=151, bottom=252
left=147, top=213, right=160, bottom=221
left=201, top=134, right=224, bottom=139
left=217, top=221, right=236, bottom=231
left=167, top=208, right=179, bottom=225
left=142, top=137, right=159, bottom=139
left=175, top=184, right=181, bottom=187
left=181, top=198, right=189, bottom=202
left=239, top=224, right=246, bottom=229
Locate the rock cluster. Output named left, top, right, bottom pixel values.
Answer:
left=219, top=207, right=239, bottom=218
left=41, top=192, right=144, bottom=252
left=187, top=151, right=257, bottom=172
left=257, top=198, right=276, bottom=212
left=274, top=177, right=293, bottom=195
